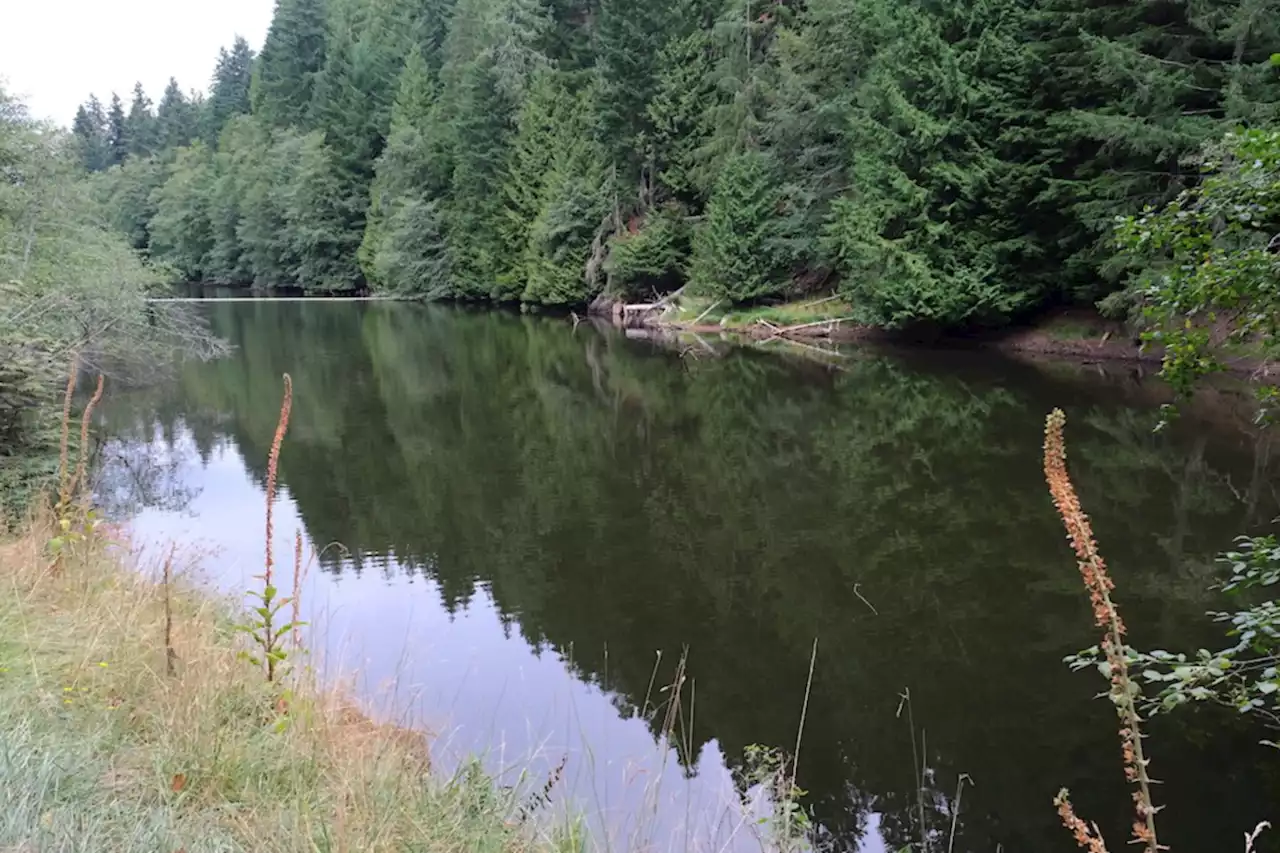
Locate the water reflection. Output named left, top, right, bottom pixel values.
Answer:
left=98, top=301, right=1280, bottom=852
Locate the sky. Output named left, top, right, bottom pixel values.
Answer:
left=0, top=0, right=276, bottom=126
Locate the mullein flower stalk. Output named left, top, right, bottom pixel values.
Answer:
left=1044, top=409, right=1162, bottom=853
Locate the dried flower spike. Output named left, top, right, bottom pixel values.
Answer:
left=1045, top=410, right=1161, bottom=853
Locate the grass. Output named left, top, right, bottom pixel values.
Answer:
left=0, top=514, right=581, bottom=853
left=0, top=366, right=580, bottom=853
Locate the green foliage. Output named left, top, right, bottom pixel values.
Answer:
left=361, top=46, right=451, bottom=292
left=77, top=0, right=1280, bottom=319
left=149, top=143, right=217, bottom=280
left=1070, top=536, right=1280, bottom=730
left=204, top=37, right=255, bottom=145
left=253, top=0, right=329, bottom=128
left=691, top=150, right=791, bottom=302
left=71, top=96, right=111, bottom=173
left=0, top=86, right=225, bottom=515
left=1116, top=129, right=1280, bottom=400
left=125, top=83, right=158, bottom=159
left=605, top=205, right=687, bottom=295
left=236, top=573, right=304, bottom=683
left=106, top=94, right=128, bottom=168
left=286, top=133, right=365, bottom=291
left=91, top=156, right=165, bottom=251
left=646, top=27, right=719, bottom=204
left=156, top=79, right=200, bottom=151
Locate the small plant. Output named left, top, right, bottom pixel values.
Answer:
left=236, top=374, right=305, bottom=683
left=734, top=744, right=813, bottom=853
left=48, top=356, right=106, bottom=572
left=1043, top=409, right=1159, bottom=853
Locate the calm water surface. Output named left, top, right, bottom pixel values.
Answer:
left=97, top=300, right=1280, bottom=852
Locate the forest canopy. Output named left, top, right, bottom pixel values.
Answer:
left=71, top=0, right=1280, bottom=328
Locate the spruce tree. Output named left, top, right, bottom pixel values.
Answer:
left=156, top=79, right=200, bottom=150
left=646, top=27, right=719, bottom=205
left=691, top=149, right=790, bottom=302
left=285, top=132, right=365, bottom=290
left=507, top=72, right=610, bottom=305
left=205, top=116, right=269, bottom=282
left=205, top=36, right=255, bottom=144
left=594, top=0, right=678, bottom=176
left=71, top=96, right=111, bottom=172
left=254, top=0, right=330, bottom=128
left=239, top=129, right=307, bottom=285
left=361, top=46, right=452, bottom=292
left=107, top=93, right=129, bottom=166
left=125, top=83, right=158, bottom=158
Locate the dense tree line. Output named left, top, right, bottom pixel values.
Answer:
left=76, top=0, right=1280, bottom=326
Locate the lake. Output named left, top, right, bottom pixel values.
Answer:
left=96, top=299, right=1280, bottom=853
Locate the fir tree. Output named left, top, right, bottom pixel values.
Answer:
left=285, top=132, right=365, bottom=290
left=125, top=83, right=158, bottom=158
left=239, top=129, right=308, bottom=285
left=205, top=36, right=255, bottom=144
left=254, top=0, right=329, bottom=128
left=646, top=11, right=720, bottom=205
left=691, top=149, right=790, bottom=302
left=71, top=96, right=111, bottom=172
left=156, top=79, right=200, bottom=150
left=107, top=93, right=129, bottom=166
left=361, top=46, right=452, bottom=292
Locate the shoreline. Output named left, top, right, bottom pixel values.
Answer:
left=620, top=308, right=1276, bottom=378
left=0, top=515, right=579, bottom=853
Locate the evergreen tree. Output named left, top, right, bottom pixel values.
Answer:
left=816, top=0, right=1041, bottom=327
left=285, top=132, right=365, bottom=290
left=83, top=0, right=1280, bottom=317
left=646, top=26, right=719, bottom=205
left=512, top=72, right=611, bottom=305
left=205, top=36, right=255, bottom=144
left=361, top=46, right=453, bottom=292
left=254, top=0, right=330, bottom=128
left=691, top=149, right=790, bottom=302
left=71, top=96, right=111, bottom=172
left=593, top=0, right=677, bottom=174
left=107, top=93, right=129, bottom=166
left=1032, top=0, right=1280, bottom=299
left=156, top=79, right=200, bottom=150
left=239, top=129, right=308, bottom=285
left=125, top=83, right=158, bottom=158
left=429, top=0, right=550, bottom=298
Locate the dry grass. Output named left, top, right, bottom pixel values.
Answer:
left=0, top=514, right=579, bottom=853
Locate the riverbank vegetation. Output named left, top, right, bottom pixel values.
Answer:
left=0, top=366, right=586, bottom=853
left=0, top=512, right=574, bottom=852
left=1042, top=118, right=1279, bottom=853
left=70, top=0, right=1280, bottom=329
left=0, top=87, right=224, bottom=518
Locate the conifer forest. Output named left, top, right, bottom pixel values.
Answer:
left=70, top=0, right=1280, bottom=328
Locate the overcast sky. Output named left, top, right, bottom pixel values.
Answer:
left=0, top=0, right=276, bottom=126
